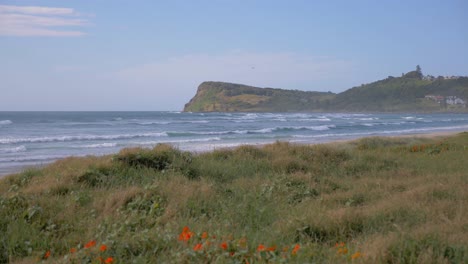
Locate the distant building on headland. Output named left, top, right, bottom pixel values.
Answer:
left=423, top=75, right=464, bottom=81
left=425, top=95, right=466, bottom=107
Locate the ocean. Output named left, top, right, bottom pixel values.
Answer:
left=1, top=111, right=468, bottom=176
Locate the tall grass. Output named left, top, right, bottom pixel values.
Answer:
left=1, top=133, right=467, bottom=263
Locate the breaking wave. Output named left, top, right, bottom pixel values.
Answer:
left=0, top=145, right=27, bottom=153
left=0, top=132, right=168, bottom=144
left=79, top=143, right=118, bottom=148
left=0, top=120, right=12, bottom=125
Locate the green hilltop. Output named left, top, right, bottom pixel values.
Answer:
left=184, top=67, right=468, bottom=112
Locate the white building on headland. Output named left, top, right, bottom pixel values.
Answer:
left=425, top=95, right=466, bottom=107
left=446, top=96, right=466, bottom=105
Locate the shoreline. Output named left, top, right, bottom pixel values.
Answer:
left=1, top=129, right=466, bottom=179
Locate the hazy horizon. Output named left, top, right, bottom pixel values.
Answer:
left=1, top=0, right=467, bottom=111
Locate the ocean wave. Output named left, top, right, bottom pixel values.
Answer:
left=292, top=124, right=468, bottom=139
left=295, top=118, right=332, bottom=122
left=0, top=120, right=12, bottom=125
left=135, top=121, right=170, bottom=125
left=0, top=145, right=27, bottom=153
left=135, top=120, right=210, bottom=125
left=0, top=154, right=68, bottom=163
left=80, top=143, right=118, bottom=148
left=138, top=137, right=222, bottom=145
left=358, top=117, right=379, bottom=121
left=167, top=125, right=335, bottom=137
left=0, top=132, right=168, bottom=144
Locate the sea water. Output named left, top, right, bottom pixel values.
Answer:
left=1, top=111, right=468, bottom=176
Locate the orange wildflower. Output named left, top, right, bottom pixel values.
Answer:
left=351, top=251, right=362, bottom=259
left=292, top=244, right=300, bottom=255
left=220, top=242, right=228, bottom=250
left=335, top=242, right=345, bottom=248
left=337, top=247, right=348, bottom=254
left=267, top=245, right=276, bottom=252
left=84, top=240, right=96, bottom=249
left=100, top=244, right=107, bottom=252
left=178, top=226, right=194, bottom=242
left=70, top=248, right=77, bottom=254
left=257, top=244, right=266, bottom=252
left=43, top=250, right=51, bottom=259
left=201, top=232, right=208, bottom=239
left=193, top=243, right=203, bottom=251
left=104, top=257, right=114, bottom=264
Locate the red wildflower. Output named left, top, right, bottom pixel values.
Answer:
left=193, top=243, right=203, bottom=251
left=104, top=257, right=114, bottom=264
left=43, top=250, right=51, bottom=259
left=84, top=240, right=96, bottom=249
left=257, top=244, right=266, bottom=252
left=220, top=242, right=228, bottom=250
left=335, top=242, right=345, bottom=248
left=70, top=248, right=77, bottom=254
left=201, top=231, right=208, bottom=239
left=178, top=226, right=194, bottom=242
left=267, top=245, right=276, bottom=252
left=100, top=244, right=107, bottom=252
left=292, top=244, right=300, bottom=255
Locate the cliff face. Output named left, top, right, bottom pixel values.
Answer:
left=183, top=82, right=334, bottom=112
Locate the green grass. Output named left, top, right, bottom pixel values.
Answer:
left=1, top=133, right=468, bottom=263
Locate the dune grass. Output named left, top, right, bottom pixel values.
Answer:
left=1, top=133, right=467, bottom=263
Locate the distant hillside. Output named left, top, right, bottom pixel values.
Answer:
left=183, top=82, right=335, bottom=112
left=184, top=67, right=468, bottom=112
left=334, top=70, right=468, bottom=112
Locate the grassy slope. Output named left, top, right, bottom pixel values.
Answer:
left=184, top=82, right=334, bottom=112
left=334, top=75, right=468, bottom=112
left=1, top=133, right=468, bottom=263
left=184, top=76, right=468, bottom=113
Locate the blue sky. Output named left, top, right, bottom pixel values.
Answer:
left=1, top=0, right=467, bottom=110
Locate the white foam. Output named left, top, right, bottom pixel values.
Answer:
left=138, top=137, right=222, bottom=146
left=0, top=132, right=168, bottom=144
left=136, top=121, right=170, bottom=125
left=0, top=145, right=26, bottom=153
left=0, top=120, right=12, bottom=125
left=0, top=154, right=68, bottom=163
left=81, top=143, right=118, bottom=148
left=358, top=117, right=379, bottom=121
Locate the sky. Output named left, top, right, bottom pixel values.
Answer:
left=0, top=0, right=467, bottom=111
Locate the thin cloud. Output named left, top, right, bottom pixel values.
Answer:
left=114, top=51, right=355, bottom=109
left=0, top=5, right=89, bottom=36
left=117, top=51, right=353, bottom=90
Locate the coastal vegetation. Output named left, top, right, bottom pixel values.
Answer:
left=1, top=132, right=467, bottom=263
left=184, top=67, right=468, bottom=112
